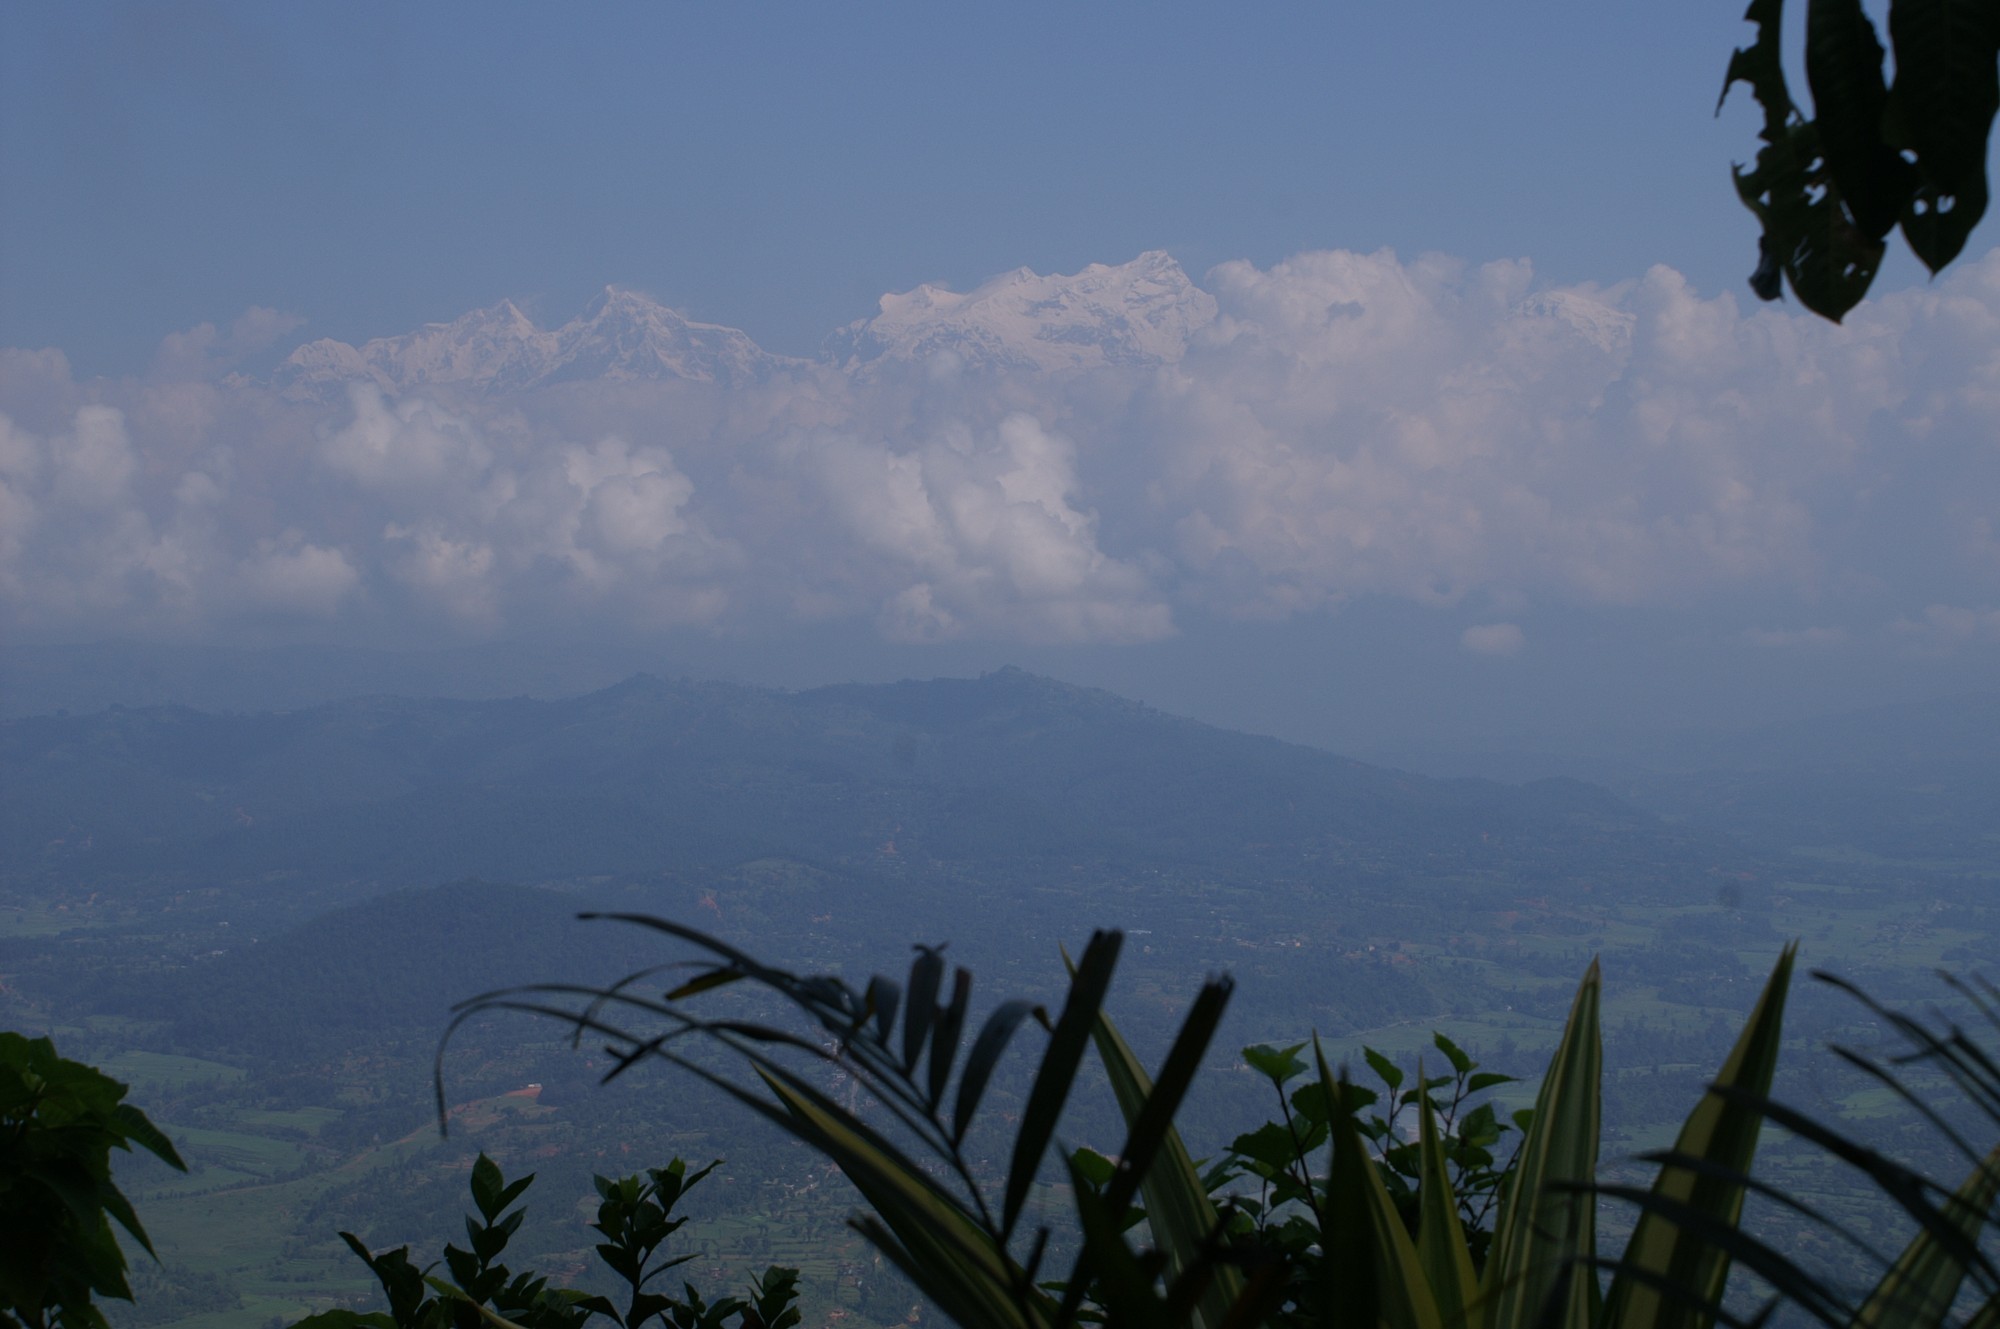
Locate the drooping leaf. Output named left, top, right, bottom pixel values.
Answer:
left=1708, top=1083, right=2000, bottom=1297
left=1724, top=0, right=1887, bottom=318
left=109, top=1102, right=186, bottom=1173
left=864, top=975, right=902, bottom=1047
left=1888, top=0, right=2000, bottom=270
left=1807, top=0, right=1915, bottom=240
left=904, top=945, right=946, bottom=1074
left=954, top=999, right=1038, bottom=1145
left=929, top=968, right=975, bottom=1110
left=662, top=967, right=746, bottom=1002
left=1004, top=930, right=1122, bottom=1238
left=1590, top=1179, right=1858, bottom=1328
left=1854, top=1143, right=2000, bottom=1328
left=758, top=1069, right=1042, bottom=1329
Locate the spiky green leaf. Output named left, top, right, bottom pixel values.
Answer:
left=1318, top=1038, right=1445, bottom=1329
left=1484, top=960, right=1601, bottom=1329
left=1416, top=1065, right=1481, bottom=1329
left=1004, top=930, right=1121, bottom=1237
left=1855, top=1143, right=2000, bottom=1328
left=1604, top=944, right=1796, bottom=1329
left=1085, top=977, right=1246, bottom=1329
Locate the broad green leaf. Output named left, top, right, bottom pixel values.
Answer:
left=1065, top=1151, right=1171, bottom=1325
left=422, top=1277, right=536, bottom=1329
left=1243, top=1042, right=1308, bottom=1085
left=469, top=1154, right=506, bottom=1223
left=1367, top=1047, right=1407, bottom=1092
left=1233, top=1122, right=1305, bottom=1176
left=96, top=1179, right=158, bottom=1260
left=1071, top=1146, right=1118, bottom=1188
left=1854, top=1142, right=2000, bottom=1328
left=1484, top=960, right=1601, bottom=1329
left=1433, top=1034, right=1475, bottom=1077
left=290, top=1314, right=399, bottom=1329
left=1290, top=1079, right=1333, bottom=1125
left=1604, top=944, right=1796, bottom=1329
left=110, top=1102, right=186, bottom=1173
left=1416, top=1065, right=1481, bottom=1329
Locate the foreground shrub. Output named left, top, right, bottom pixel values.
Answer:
left=0, top=1033, right=186, bottom=1329
left=297, top=1154, right=800, bottom=1329
left=461, top=918, right=1990, bottom=1328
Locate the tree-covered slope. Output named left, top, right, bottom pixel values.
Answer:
left=1, top=668, right=1720, bottom=904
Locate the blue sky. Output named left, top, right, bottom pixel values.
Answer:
left=2, top=0, right=1908, bottom=367
left=3, top=1, right=1997, bottom=755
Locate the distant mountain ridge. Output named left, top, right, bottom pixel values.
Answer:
left=0, top=667, right=1717, bottom=915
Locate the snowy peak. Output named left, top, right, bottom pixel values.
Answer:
left=1514, top=290, right=1635, bottom=357
left=824, top=250, right=1219, bottom=375
left=279, top=299, right=552, bottom=394
left=543, top=286, right=784, bottom=386
left=278, top=288, right=795, bottom=396
left=275, top=253, right=1224, bottom=396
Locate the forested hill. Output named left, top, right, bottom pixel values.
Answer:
left=1, top=667, right=1729, bottom=910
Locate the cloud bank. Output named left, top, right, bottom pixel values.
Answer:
left=4, top=247, right=1999, bottom=652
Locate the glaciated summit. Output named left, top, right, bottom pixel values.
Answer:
left=1513, top=290, right=1635, bottom=357
left=274, top=255, right=1222, bottom=396
left=277, top=287, right=797, bottom=396
left=279, top=300, right=550, bottom=394
left=823, top=250, right=1218, bottom=375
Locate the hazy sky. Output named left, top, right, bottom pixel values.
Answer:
left=4, top=1, right=1997, bottom=753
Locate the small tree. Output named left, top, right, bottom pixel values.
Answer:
left=0, top=1033, right=187, bottom=1329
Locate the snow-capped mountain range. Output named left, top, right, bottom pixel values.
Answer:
left=276, top=251, right=1627, bottom=396
left=279, top=286, right=795, bottom=396
left=278, top=252, right=1220, bottom=396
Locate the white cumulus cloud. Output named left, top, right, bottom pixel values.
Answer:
left=1461, top=623, right=1525, bottom=657
left=803, top=414, right=1170, bottom=643
left=4, top=246, right=2000, bottom=655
